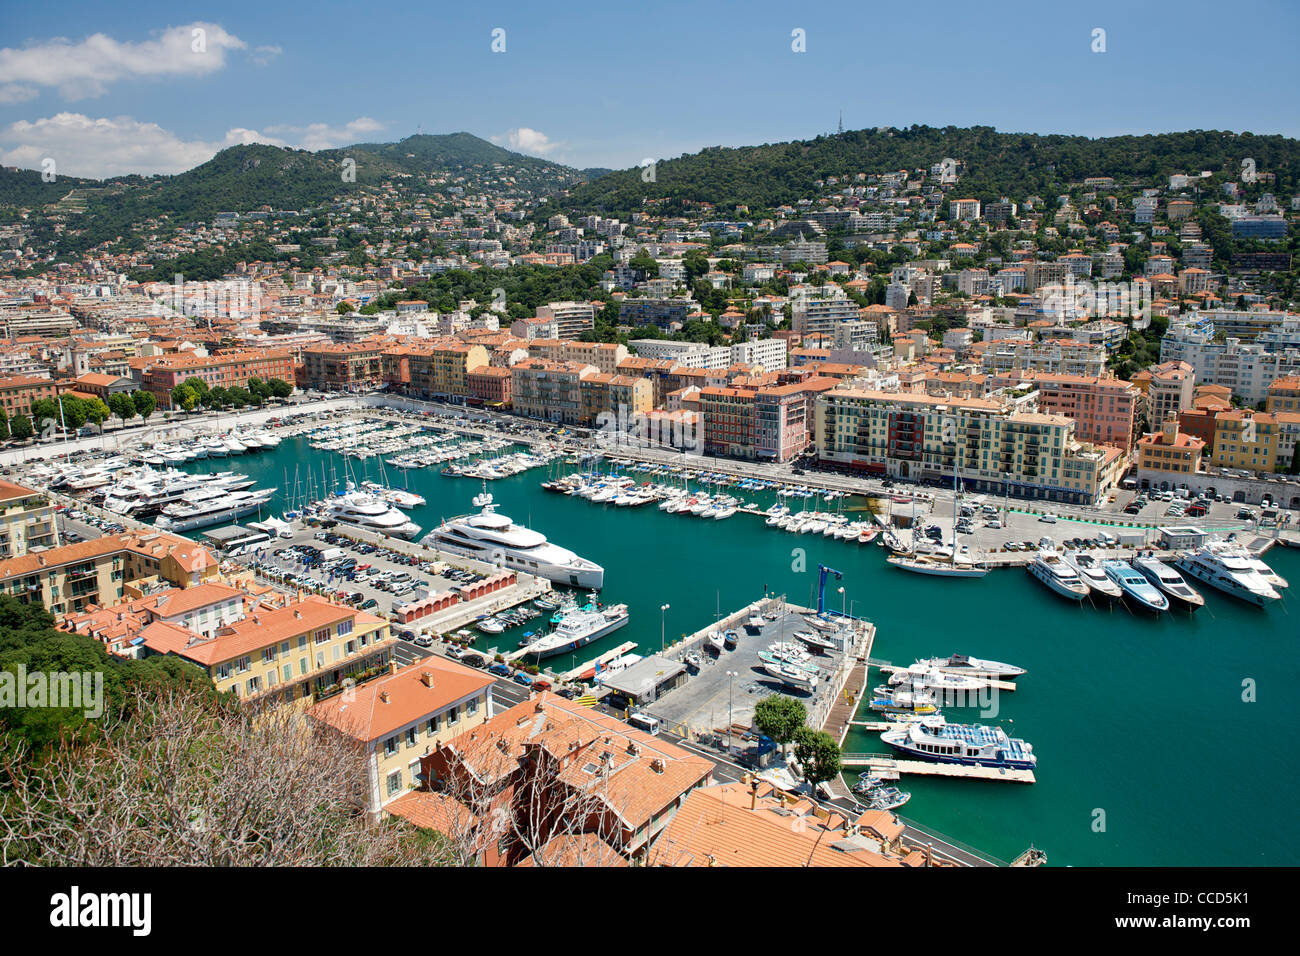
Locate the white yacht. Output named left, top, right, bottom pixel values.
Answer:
left=422, top=491, right=604, bottom=589
left=360, top=480, right=426, bottom=509
left=1175, top=545, right=1281, bottom=607
left=155, top=487, right=275, bottom=532
left=103, top=470, right=252, bottom=515
left=1028, top=548, right=1090, bottom=600
left=321, top=485, right=422, bottom=539
left=762, top=659, right=818, bottom=693
left=518, top=602, right=629, bottom=660
left=1206, top=541, right=1288, bottom=591
left=1061, top=550, right=1123, bottom=600
left=1130, top=554, right=1204, bottom=610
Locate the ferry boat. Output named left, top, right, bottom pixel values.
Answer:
left=1028, top=548, right=1090, bottom=600
left=1175, top=545, right=1281, bottom=607
left=1130, top=554, right=1204, bottom=610
left=518, top=602, right=629, bottom=660
left=423, top=490, right=604, bottom=589
left=915, top=654, right=1026, bottom=680
left=1061, top=550, right=1123, bottom=600
left=1102, top=559, right=1169, bottom=612
left=881, top=715, right=1036, bottom=770
left=155, top=487, right=275, bottom=532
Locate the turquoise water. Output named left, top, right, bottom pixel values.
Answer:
left=178, top=434, right=1300, bottom=867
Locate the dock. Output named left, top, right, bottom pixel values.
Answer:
left=556, top=641, right=638, bottom=682
left=841, top=753, right=1036, bottom=783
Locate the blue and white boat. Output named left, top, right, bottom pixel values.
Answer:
left=1102, top=559, right=1169, bottom=612
left=879, top=715, right=1037, bottom=770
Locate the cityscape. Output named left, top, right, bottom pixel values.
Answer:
left=0, top=0, right=1291, bottom=927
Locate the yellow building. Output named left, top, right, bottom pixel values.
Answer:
left=1135, top=418, right=1204, bottom=486
left=0, top=531, right=219, bottom=621
left=309, top=659, right=494, bottom=818
left=1211, top=410, right=1280, bottom=472
left=0, top=479, right=59, bottom=558
left=139, top=594, right=395, bottom=708
left=1266, top=375, right=1300, bottom=414
left=430, top=343, right=489, bottom=398
left=580, top=373, right=653, bottom=426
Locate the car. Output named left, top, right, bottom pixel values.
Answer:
left=396, top=630, right=417, bottom=643
left=488, top=662, right=511, bottom=677
left=531, top=679, right=552, bottom=693
left=359, top=599, right=378, bottom=610
left=511, top=672, right=534, bottom=687
left=445, top=645, right=466, bottom=660
left=414, top=634, right=434, bottom=648
left=1236, top=509, right=1255, bottom=520
left=1038, top=514, right=1058, bottom=523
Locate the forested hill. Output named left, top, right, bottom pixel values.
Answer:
left=545, top=126, right=1300, bottom=217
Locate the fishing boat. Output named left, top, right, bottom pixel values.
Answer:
left=706, top=630, right=726, bottom=654
left=1102, top=560, right=1169, bottom=612
left=1028, top=548, right=1090, bottom=600
left=723, top=629, right=739, bottom=649
left=1130, top=553, right=1204, bottom=610
left=880, top=715, right=1037, bottom=770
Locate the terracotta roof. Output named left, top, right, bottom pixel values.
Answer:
left=310, top=659, right=493, bottom=742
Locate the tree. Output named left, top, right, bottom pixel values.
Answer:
left=336, top=301, right=355, bottom=314
left=0, top=684, right=454, bottom=866
left=206, top=386, right=229, bottom=408
left=108, top=391, right=136, bottom=425
left=84, top=397, right=111, bottom=429
left=0, top=406, right=7, bottom=440
left=171, top=383, right=198, bottom=412
left=9, top=414, right=32, bottom=440
left=753, top=694, right=806, bottom=754
left=132, top=390, right=156, bottom=422
left=248, top=377, right=272, bottom=405
left=182, top=376, right=210, bottom=404
left=30, top=397, right=58, bottom=433
left=268, top=377, right=294, bottom=399
left=792, top=726, right=842, bottom=792
left=59, top=396, right=88, bottom=432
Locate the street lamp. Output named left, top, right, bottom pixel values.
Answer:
left=726, top=670, right=737, bottom=753
left=838, top=585, right=845, bottom=618
left=660, top=603, right=670, bottom=653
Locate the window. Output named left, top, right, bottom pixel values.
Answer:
left=467, top=697, right=479, bottom=716
left=314, top=628, right=330, bottom=645
left=384, top=737, right=398, bottom=757
left=427, top=715, right=441, bottom=736
left=337, top=620, right=353, bottom=636
left=406, top=727, right=417, bottom=748
left=386, top=771, right=401, bottom=797
left=448, top=705, right=459, bottom=724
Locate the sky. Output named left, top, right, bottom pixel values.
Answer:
left=2, top=0, right=1298, bottom=179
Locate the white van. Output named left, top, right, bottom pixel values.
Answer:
left=627, top=713, right=660, bottom=736
left=320, top=548, right=346, bottom=562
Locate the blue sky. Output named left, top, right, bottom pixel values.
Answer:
left=2, top=0, right=1298, bottom=178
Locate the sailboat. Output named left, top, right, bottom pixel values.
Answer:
left=887, top=445, right=988, bottom=578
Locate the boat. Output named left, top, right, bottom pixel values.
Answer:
left=1206, top=541, right=1288, bottom=591
left=518, top=602, right=629, bottom=660
left=792, top=629, right=837, bottom=653
left=706, top=630, right=726, bottom=654
left=852, top=774, right=912, bottom=811
left=885, top=664, right=991, bottom=702
left=154, top=487, right=276, bottom=532
left=880, top=715, right=1037, bottom=770
left=1028, top=548, right=1090, bottom=600
left=868, top=686, right=939, bottom=715
left=321, top=484, right=422, bottom=539
left=422, top=489, right=604, bottom=589
left=1102, top=559, right=1169, bottom=612
left=1175, top=545, right=1281, bottom=607
left=1130, top=554, right=1204, bottom=610
left=887, top=551, right=989, bottom=577
left=723, top=629, right=739, bottom=649
left=915, top=654, right=1025, bottom=679
left=477, top=617, right=506, bottom=635
left=762, top=659, right=818, bottom=693
left=1062, top=550, right=1123, bottom=600
left=803, top=614, right=839, bottom=634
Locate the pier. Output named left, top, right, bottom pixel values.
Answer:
left=555, top=641, right=639, bottom=681
left=841, top=753, right=1036, bottom=784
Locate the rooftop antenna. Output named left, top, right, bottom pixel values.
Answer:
left=837, top=111, right=844, bottom=135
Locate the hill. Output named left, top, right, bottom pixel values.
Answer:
left=545, top=125, right=1300, bottom=217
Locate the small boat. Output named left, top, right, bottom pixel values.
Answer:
left=852, top=774, right=912, bottom=811
left=723, top=630, right=739, bottom=649
left=706, top=630, right=726, bottom=654
left=803, top=614, right=839, bottom=634
left=1103, top=560, right=1169, bottom=612
left=793, top=629, right=837, bottom=652
left=762, top=660, right=818, bottom=693
left=887, top=551, right=988, bottom=577
left=1130, top=554, right=1204, bottom=610
left=477, top=617, right=506, bottom=634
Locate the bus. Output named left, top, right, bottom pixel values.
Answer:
left=627, top=713, right=660, bottom=736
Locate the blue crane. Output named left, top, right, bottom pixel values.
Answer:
left=816, top=564, right=842, bottom=614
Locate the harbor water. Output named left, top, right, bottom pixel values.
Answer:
left=176, top=433, right=1300, bottom=866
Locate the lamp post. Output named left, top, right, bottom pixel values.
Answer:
left=838, top=585, right=845, bottom=618
left=660, top=603, right=670, bottom=653
left=726, top=670, right=737, bottom=754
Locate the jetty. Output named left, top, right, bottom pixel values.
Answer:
left=841, top=753, right=1036, bottom=784
left=557, top=641, right=638, bottom=682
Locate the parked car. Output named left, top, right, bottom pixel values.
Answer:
left=488, top=662, right=511, bottom=677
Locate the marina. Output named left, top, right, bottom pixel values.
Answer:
left=14, top=405, right=1299, bottom=866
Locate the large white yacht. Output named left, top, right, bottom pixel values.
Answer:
left=1205, top=541, right=1288, bottom=591
left=423, top=490, right=605, bottom=588
left=1028, top=548, right=1090, bottom=601
left=1175, top=545, right=1281, bottom=607
left=1061, top=550, right=1123, bottom=600
left=103, top=469, right=254, bottom=515
left=320, top=484, right=421, bottom=539
left=155, top=487, right=275, bottom=532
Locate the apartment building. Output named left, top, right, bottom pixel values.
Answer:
left=979, top=339, right=1107, bottom=377
left=791, top=295, right=861, bottom=338
left=525, top=339, right=628, bottom=374
left=0, top=480, right=59, bottom=558
left=0, top=374, right=56, bottom=420
left=535, top=301, right=597, bottom=339
left=61, top=581, right=248, bottom=656
left=949, top=198, right=981, bottom=221
left=814, top=389, right=1123, bottom=503
left=510, top=359, right=596, bottom=424
left=1132, top=360, right=1195, bottom=427
left=142, top=594, right=395, bottom=708
left=580, top=373, right=652, bottom=427
left=466, top=365, right=512, bottom=407
left=141, top=348, right=295, bottom=408
left=310, top=659, right=494, bottom=819
left=1210, top=410, right=1282, bottom=472
left=303, top=342, right=384, bottom=391
left=1029, top=373, right=1139, bottom=452
left=618, top=298, right=697, bottom=330
left=1135, top=419, right=1205, bottom=488
left=1159, top=331, right=1300, bottom=405
left=1266, top=375, right=1300, bottom=414
left=0, top=531, right=219, bottom=621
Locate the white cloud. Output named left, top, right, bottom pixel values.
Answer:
left=0, top=84, right=38, bottom=104
left=0, top=113, right=388, bottom=178
left=0, top=23, right=252, bottom=99
left=492, top=127, right=560, bottom=156
left=251, top=45, right=282, bottom=67
left=263, top=117, right=385, bottom=151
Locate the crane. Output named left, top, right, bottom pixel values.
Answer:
left=816, top=564, right=842, bottom=614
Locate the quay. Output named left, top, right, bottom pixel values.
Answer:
left=553, top=641, right=639, bottom=680
left=841, top=753, right=1037, bottom=784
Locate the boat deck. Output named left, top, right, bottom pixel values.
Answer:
left=842, top=754, right=1036, bottom=783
